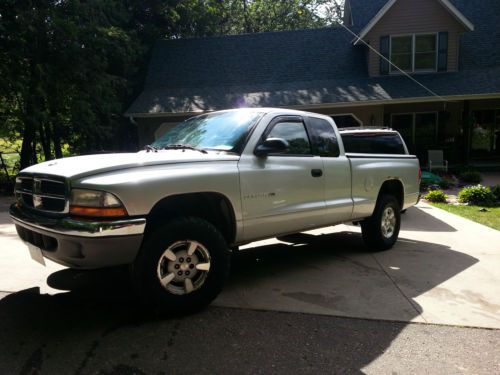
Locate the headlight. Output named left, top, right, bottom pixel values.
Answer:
left=69, top=189, right=128, bottom=217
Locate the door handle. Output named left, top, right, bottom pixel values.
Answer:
left=311, top=169, right=323, bottom=177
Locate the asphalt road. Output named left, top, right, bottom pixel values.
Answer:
left=0, top=284, right=499, bottom=375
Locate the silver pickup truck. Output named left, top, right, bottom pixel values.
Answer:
left=10, top=108, right=420, bottom=312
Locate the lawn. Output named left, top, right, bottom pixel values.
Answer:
left=431, top=203, right=500, bottom=231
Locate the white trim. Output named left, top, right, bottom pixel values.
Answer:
left=353, top=0, right=474, bottom=45
left=438, top=0, right=474, bottom=31
left=353, top=0, right=397, bottom=45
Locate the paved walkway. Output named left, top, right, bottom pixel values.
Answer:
left=1, top=196, right=499, bottom=329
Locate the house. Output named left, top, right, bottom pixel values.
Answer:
left=126, top=0, right=500, bottom=167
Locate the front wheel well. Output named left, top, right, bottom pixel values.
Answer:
left=145, top=192, right=237, bottom=245
left=377, top=179, right=404, bottom=210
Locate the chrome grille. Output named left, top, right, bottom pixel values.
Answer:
left=15, top=175, right=68, bottom=213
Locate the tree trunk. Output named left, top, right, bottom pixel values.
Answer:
left=53, top=122, right=63, bottom=159
left=39, top=122, right=53, bottom=161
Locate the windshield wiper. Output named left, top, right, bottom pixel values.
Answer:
left=162, top=144, right=208, bottom=154
left=144, top=144, right=158, bottom=152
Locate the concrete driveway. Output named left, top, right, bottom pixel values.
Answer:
left=1, top=196, right=499, bottom=329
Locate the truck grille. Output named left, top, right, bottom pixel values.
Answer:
left=15, top=175, right=68, bottom=213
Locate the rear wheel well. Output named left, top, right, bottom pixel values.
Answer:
left=377, top=179, right=404, bottom=210
left=145, top=193, right=236, bottom=245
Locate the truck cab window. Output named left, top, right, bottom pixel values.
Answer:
left=267, top=121, right=311, bottom=155
left=306, top=117, right=340, bottom=157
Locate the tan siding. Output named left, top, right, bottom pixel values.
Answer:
left=364, top=0, right=467, bottom=76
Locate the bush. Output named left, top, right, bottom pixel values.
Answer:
left=424, top=189, right=448, bottom=203
left=491, top=185, right=500, bottom=201
left=458, top=185, right=496, bottom=205
left=459, top=168, right=482, bottom=183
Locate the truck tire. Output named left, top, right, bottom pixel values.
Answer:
left=361, top=195, right=401, bottom=251
left=132, top=217, right=231, bottom=314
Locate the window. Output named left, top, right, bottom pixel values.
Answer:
left=331, top=114, right=362, bottom=128
left=390, top=112, right=438, bottom=150
left=471, top=109, right=500, bottom=159
left=306, top=117, right=340, bottom=157
left=341, top=133, right=406, bottom=155
left=390, top=34, right=437, bottom=73
left=267, top=121, right=311, bottom=155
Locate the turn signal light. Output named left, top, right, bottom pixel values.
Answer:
left=69, top=206, right=128, bottom=218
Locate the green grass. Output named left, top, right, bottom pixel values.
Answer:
left=431, top=203, right=500, bottom=231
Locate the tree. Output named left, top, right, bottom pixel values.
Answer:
left=0, top=0, right=343, bottom=170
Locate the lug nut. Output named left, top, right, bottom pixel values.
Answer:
left=174, top=264, right=180, bottom=269
left=179, top=257, right=184, bottom=263
left=177, top=271, right=183, bottom=276
left=186, top=257, right=191, bottom=263
left=185, top=271, right=190, bottom=276
left=189, top=264, right=194, bottom=269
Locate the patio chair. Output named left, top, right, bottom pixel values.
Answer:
left=428, top=150, right=448, bottom=173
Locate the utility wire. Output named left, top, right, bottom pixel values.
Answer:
left=338, top=22, right=449, bottom=105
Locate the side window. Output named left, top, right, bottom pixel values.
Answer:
left=267, top=121, right=311, bottom=155
left=306, top=117, right=340, bottom=157
left=342, top=133, right=406, bottom=154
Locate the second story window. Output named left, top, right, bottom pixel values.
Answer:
left=390, top=34, right=437, bottom=73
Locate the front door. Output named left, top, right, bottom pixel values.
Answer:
left=238, top=116, right=326, bottom=241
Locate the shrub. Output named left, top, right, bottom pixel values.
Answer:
left=459, top=168, right=482, bottom=183
left=458, top=185, right=496, bottom=205
left=491, top=185, right=500, bottom=201
left=424, top=189, right=448, bottom=203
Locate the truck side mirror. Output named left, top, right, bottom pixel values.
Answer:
left=254, top=138, right=289, bottom=157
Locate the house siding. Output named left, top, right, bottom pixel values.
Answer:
left=365, top=0, right=467, bottom=76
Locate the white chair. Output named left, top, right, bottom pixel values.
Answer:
left=428, top=150, right=448, bottom=173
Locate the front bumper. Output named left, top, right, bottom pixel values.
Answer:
left=10, top=204, right=146, bottom=269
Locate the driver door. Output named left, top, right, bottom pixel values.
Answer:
left=238, top=116, right=326, bottom=241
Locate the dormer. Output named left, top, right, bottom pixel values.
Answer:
left=350, top=0, right=474, bottom=76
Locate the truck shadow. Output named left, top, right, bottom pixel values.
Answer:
left=0, top=228, right=478, bottom=374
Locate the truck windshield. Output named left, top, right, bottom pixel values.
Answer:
left=151, top=111, right=263, bottom=153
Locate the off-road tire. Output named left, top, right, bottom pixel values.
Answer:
left=361, top=195, right=401, bottom=251
left=132, top=217, right=230, bottom=314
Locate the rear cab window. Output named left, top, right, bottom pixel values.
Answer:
left=340, top=131, right=407, bottom=155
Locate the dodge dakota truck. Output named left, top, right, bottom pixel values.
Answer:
left=10, top=108, right=420, bottom=312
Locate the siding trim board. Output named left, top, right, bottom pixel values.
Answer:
left=353, top=0, right=474, bottom=45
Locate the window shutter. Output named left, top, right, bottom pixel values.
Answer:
left=380, top=36, right=390, bottom=75
left=437, top=32, right=448, bottom=72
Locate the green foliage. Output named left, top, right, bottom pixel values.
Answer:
left=491, top=185, right=500, bottom=201
left=424, top=190, right=448, bottom=203
left=458, top=185, right=496, bottom=205
left=0, top=0, right=342, bottom=169
left=459, top=167, right=482, bottom=183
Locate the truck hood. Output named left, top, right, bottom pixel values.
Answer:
left=21, top=151, right=240, bottom=179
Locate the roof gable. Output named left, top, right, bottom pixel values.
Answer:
left=352, top=0, right=473, bottom=45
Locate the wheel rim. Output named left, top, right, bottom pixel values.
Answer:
left=156, top=240, right=211, bottom=295
left=381, top=206, right=396, bottom=238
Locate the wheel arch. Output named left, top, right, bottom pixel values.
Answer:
left=145, top=192, right=237, bottom=245
left=376, top=179, right=405, bottom=210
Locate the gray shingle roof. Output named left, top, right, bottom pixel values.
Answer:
left=126, top=0, right=500, bottom=116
